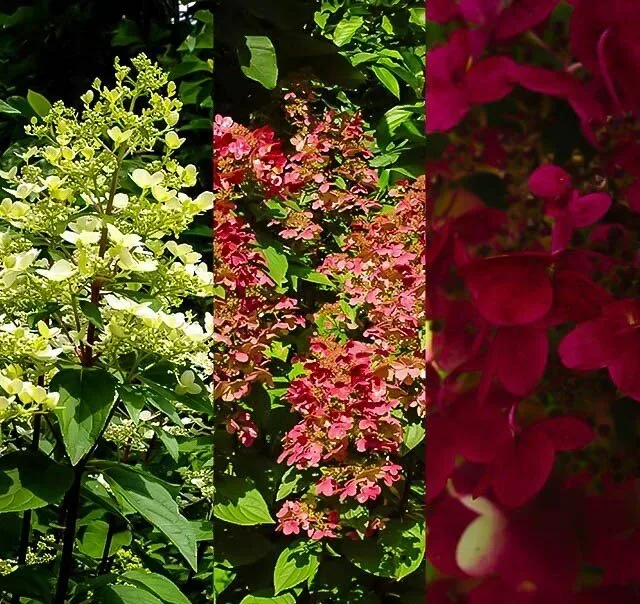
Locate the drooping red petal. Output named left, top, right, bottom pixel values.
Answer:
left=493, top=327, right=548, bottom=396
left=568, top=192, right=611, bottom=228
left=492, top=428, right=555, bottom=507
left=535, top=416, right=595, bottom=451
left=460, top=253, right=553, bottom=326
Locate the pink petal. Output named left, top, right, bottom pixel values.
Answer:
left=536, top=416, right=595, bottom=451
left=492, top=428, right=555, bottom=508
left=460, top=253, right=553, bottom=326
left=427, top=0, right=460, bottom=22
left=569, top=192, right=611, bottom=228
left=493, top=327, right=548, bottom=396
left=528, top=164, right=572, bottom=200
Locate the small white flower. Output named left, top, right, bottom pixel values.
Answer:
left=176, top=370, right=202, bottom=395
left=131, top=168, right=163, bottom=189
left=37, top=259, right=76, bottom=281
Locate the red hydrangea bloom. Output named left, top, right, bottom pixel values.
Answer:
left=427, top=29, right=517, bottom=132
left=559, top=298, right=640, bottom=401
left=529, top=164, right=611, bottom=252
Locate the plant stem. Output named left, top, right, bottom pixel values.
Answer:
left=96, top=515, right=115, bottom=576
left=11, top=413, right=42, bottom=604
left=53, top=464, right=84, bottom=604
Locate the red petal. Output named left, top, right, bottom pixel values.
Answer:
left=569, top=192, right=611, bottom=228
left=492, top=428, right=555, bottom=507
left=426, top=415, right=458, bottom=501
left=466, top=56, right=517, bottom=104
left=608, top=343, right=640, bottom=401
left=493, top=327, right=548, bottom=396
left=558, top=317, right=617, bottom=370
left=460, top=253, right=553, bottom=326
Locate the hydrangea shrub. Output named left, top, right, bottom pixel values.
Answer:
left=0, top=55, right=212, bottom=602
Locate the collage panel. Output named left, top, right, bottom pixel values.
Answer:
left=0, top=2, right=213, bottom=602
left=427, top=1, right=640, bottom=602
left=213, top=1, right=426, bottom=602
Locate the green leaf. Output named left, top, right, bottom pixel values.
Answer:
left=0, top=99, right=21, bottom=116
left=343, top=518, right=425, bottom=580
left=238, top=36, right=278, bottom=89
left=101, top=585, right=162, bottom=604
left=26, top=90, right=51, bottom=118
left=409, top=7, right=426, bottom=27
left=157, top=429, right=180, bottom=462
left=0, top=451, right=72, bottom=512
left=101, top=464, right=198, bottom=571
left=332, top=16, right=363, bottom=46
left=78, top=520, right=131, bottom=558
left=122, top=569, right=190, bottom=604
left=214, top=476, right=274, bottom=526
left=274, top=539, right=321, bottom=594
left=119, top=385, right=145, bottom=424
left=403, top=422, right=425, bottom=454
left=51, top=367, right=118, bottom=465
left=261, top=246, right=288, bottom=287
left=276, top=467, right=305, bottom=501
left=371, top=66, right=400, bottom=98
left=79, top=300, right=103, bottom=328
left=214, top=566, right=235, bottom=595
left=241, top=592, right=296, bottom=604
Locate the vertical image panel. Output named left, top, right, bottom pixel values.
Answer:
left=213, top=1, right=426, bottom=602
left=426, top=1, right=640, bottom=601
left=0, top=1, right=213, bottom=602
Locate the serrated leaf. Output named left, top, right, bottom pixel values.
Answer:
left=343, top=518, right=424, bottom=580
left=274, top=538, right=321, bottom=594
left=51, top=368, right=118, bottom=465
left=238, top=36, right=278, bottom=89
left=101, top=464, right=198, bottom=571
left=214, top=476, right=273, bottom=526
left=0, top=451, right=72, bottom=512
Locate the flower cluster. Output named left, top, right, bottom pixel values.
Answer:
left=0, top=55, right=213, bottom=434
left=214, top=92, right=424, bottom=543
left=428, top=2, right=640, bottom=600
